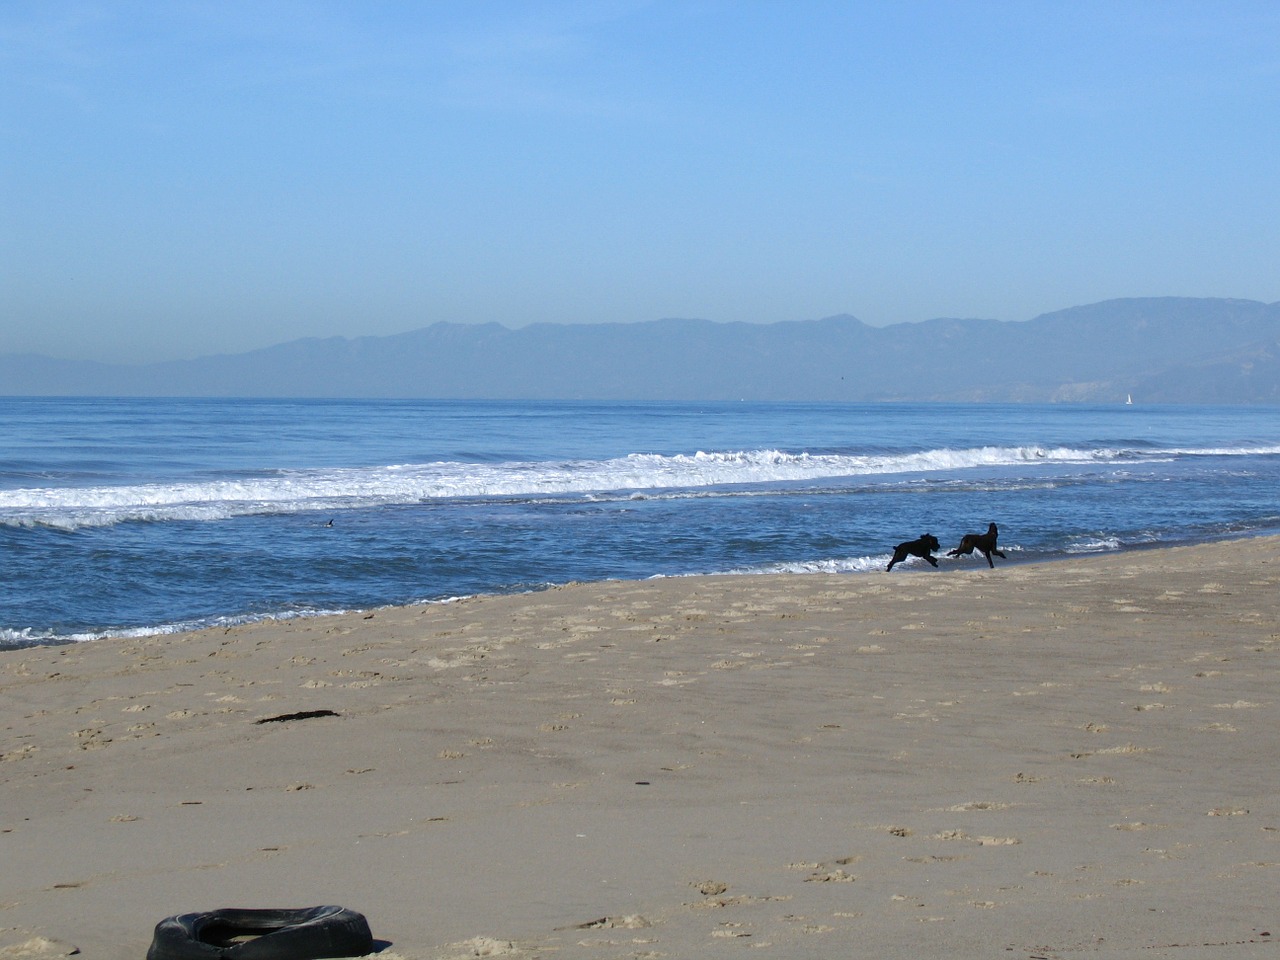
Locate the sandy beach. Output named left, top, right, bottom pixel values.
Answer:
left=2, top=538, right=1278, bottom=960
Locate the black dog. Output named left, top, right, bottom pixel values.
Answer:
left=947, top=522, right=1006, bottom=568
left=886, top=533, right=941, bottom=571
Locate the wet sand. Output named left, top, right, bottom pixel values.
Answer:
left=2, top=538, right=1279, bottom=959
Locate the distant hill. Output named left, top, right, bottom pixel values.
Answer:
left=4, top=297, right=1280, bottom=402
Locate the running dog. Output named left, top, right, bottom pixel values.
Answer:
left=886, top=533, right=941, bottom=571
left=947, top=522, right=1006, bottom=568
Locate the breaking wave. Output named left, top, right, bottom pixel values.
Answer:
left=2, top=441, right=1275, bottom=531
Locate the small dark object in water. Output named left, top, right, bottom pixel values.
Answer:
left=255, top=710, right=339, bottom=725
left=146, top=906, right=373, bottom=960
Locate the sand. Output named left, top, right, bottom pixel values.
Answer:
left=2, top=538, right=1279, bottom=960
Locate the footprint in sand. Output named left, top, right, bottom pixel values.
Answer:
left=72, top=728, right=111, bottom=750
left=941, top=801, right=1012, bottom=812
left=438, top=937, right=521, bottom=957
left=932, top=830, right=1020, bottom=845
left=0, top=936, right=82, bottom=958
left=804, top=868, right=856, bottom=883
left=563, top=916, right=653, bottom=931
left=1096, top=744, right=1150, bottom=754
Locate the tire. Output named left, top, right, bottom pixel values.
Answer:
left=146, top=906, right=373, bottom=960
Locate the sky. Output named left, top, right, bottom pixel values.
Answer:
left=3, top=1, right=1279, bottom=364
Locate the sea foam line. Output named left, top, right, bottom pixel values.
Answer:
left=0, top=442, right=1265, bottom=530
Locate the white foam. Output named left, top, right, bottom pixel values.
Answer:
left=0, top=603, right=377, bottom=649
left=727, top=554, right=890, bottom=575
left=1065, top=536, right=1123, bottom=554
left=0, top=441, right=1265, bottom=531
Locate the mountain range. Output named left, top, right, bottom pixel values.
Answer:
left=4, top=297, right=1280, bottom=403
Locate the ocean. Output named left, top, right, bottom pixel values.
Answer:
left=2, top=397, right=1278, bottom=649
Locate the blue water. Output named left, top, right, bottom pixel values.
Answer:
left=3, top=397, right=1279, bottom=649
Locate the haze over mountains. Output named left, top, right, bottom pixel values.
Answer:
left=5, top=297, right=1280, bottom=403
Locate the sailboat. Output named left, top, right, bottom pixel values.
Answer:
left=1125, top=393, right=1133, bottom=405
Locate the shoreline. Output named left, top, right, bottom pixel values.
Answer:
left=7, top=527, right=1280, bottom=652
left=2, top=536, right=1279, bottom=959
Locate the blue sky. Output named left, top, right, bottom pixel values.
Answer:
left=3, top=1, right=1279, bottom=363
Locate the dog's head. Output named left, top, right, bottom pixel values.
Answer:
left=987, top=523, right=998, bottom=536
left=923, top=534, right=940, bottom=551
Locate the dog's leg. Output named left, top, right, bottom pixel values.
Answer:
left=925, top=555, right=938, bottom=567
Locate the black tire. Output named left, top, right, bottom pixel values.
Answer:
left=146, top=906, right=373, bottom=960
